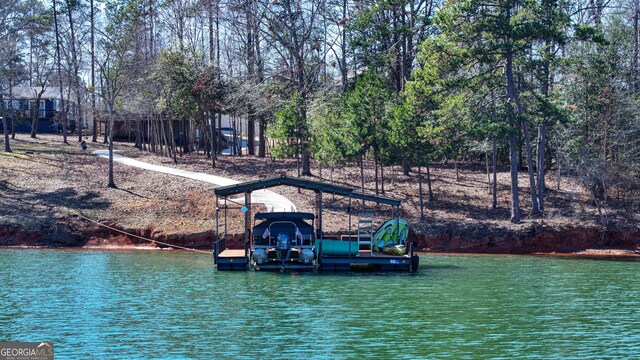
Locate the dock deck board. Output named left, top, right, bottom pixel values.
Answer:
left=218, top=249, right=246, bottom=258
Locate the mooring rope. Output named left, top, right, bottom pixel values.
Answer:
left=71, top=211, right=212, bottom=254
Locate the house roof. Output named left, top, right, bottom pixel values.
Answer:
left=214, top=175, right=402, bottom=207
left=4, top=86, right=75, bottom=101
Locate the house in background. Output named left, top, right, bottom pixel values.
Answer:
left=1, top=85, right=77, bottom=133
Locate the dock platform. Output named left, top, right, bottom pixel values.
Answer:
left=214, top=246, right=418, bottom=272
left=318, top=250, right=416, bottom=272
left=215, top=249, right=247, bottom=271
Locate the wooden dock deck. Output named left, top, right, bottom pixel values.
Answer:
left=218, top=249, right=246, bottom=258
left=215, top=249, right=247, bottom=271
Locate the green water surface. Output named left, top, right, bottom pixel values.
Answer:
left=0, top=250, right=638, bottom=359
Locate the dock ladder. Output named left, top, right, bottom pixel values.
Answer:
left=357, top=212, right=374, bottom=256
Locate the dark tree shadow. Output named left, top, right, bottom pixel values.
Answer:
left=13, top=187, right=111, bottom=212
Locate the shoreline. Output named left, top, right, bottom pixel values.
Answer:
left=1, top=244, right=639, bottom=259
left=1, top=213, right=638, bottom=257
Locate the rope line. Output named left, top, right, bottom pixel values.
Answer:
left=72, top=211, right=212, bottom=254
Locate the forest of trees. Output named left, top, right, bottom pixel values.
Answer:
left=1, top=0, right=639, bottom=224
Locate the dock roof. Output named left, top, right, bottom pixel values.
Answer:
left=214, top=175, right=402, bottom=207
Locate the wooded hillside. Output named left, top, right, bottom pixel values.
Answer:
left=1, top=0, right=639, bottom=225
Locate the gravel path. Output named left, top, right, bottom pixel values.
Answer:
left=93, top=150, right=296, bottom=212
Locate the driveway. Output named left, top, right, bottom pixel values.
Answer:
left=93, top=150, right=296, bottom=212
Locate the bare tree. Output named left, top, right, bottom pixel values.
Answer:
left=260, top=0, right=325, bottom=175
left=97, top=12, right=137, bottom=188
left=52, top=0, right=69, bottom=144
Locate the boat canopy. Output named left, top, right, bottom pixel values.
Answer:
left=255, top=212, right=315, bottom=220
left=214, top=175, right=402, bottom=207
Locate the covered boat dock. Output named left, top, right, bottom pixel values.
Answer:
left=213, top=175, right=418, bottom=272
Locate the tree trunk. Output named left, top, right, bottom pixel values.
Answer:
left=1, top=94, right=10, bottom=152
left=168, top=120, right=177, bottom=163
left=296, top=137, right=300, bottom=176
left=418, top=166, right=424, bottom=220
left=107, top=108, right=116, bottom=188
left=360, top=155, right=365, bottom=192
left=31, top=97, right=40, bottom=138
left=633, top=4, right=639, bottom=95
left=392, top=6, right=402, bottom=92
left=426, top=162, right=433, bottom=201
left=134, top=117, right=139, bottom=150
left=214, top=0, right=222, bottom=155
left=302, top=153, right=311, bottom=176
left=374, top=149, right=379, bottom=195
left=486, top=151, right=491, bottom=194
left=158, top=119, right=163, bottom=154
left=67, top=1, right=82, bottom=143
left=492, top=137, right=498, bottom=209
left=148, top=116, right=153, bottom=153
left=506, top=107, right=521, bottom=223
left=536, top=123, right=546, bottom=212
left=2, top=117, right=10, bottom=152
left=247, top=116, right=255, bottom=155
left=9, top=86, right=15, bottom=140
left=556, top=147, right=561, bottom=190
left=341, top=0, right=348, bottom=91
left=246, top=0, right=256, bottom=156
left=179, top=120, right=184, bottom=156
left=91, top=0, right=97, bottom=142
left=504, top=8, right=522, bottom=223
left=237, top=118, right=243, bottom=156
left=522, top=122, right=540, bottom=214
left=402, top=160, right=410, bottom=175
left=536, top=35, right=553, bottom=213
left=204, top=122, right=209, bottom=158
left=258, top=118, right=266, bottom=157
left=103, top=117, right=108, bottom=143
left=217, top=113, right=222, bottom=154
left=53, top=0, right=67, bottom=145
left=161, top=116, right=170, bottom=159
left=381, top=164, right=385, bottom=194
left=209, top=114, right=216, bottom=168
left=208, top=0, right=215, bottom=64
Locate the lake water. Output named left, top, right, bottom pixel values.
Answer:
left=0, top=250, right=638, bottom=359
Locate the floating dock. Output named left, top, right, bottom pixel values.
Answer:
left=216, top=244, right=418, bottom=272
left=212, top=175, right=419, bottom=272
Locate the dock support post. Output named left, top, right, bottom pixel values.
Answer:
left=316, top=191, right=323, bottom=239
left=214, top=196, right=219, bottom=262
left=215, top=196, right=218, bottom=243
left=224, top=197, right=228, bottom=237
left=348, top=196, right=352, bottom=236
left=244, top=191, right=252, bottom=248
left=348, top=196, right=352, bottom=259
left=395, top=206, right=400, bottom=243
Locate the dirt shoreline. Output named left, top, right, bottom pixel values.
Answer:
left=1, top=214, right=638, bottom=257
